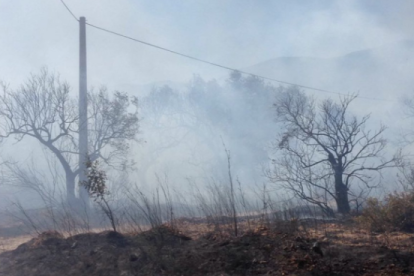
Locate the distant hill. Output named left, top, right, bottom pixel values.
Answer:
left=244, top=40, right=414, bottom=100
left=243, top=40, right=414, bottom=128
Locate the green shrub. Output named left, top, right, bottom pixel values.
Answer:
left=356, top=192, right=414, bottom=233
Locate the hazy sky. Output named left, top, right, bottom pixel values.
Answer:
left=0, top=0, right=412, bottom=92
left=1, top=1, right=414, bottom=209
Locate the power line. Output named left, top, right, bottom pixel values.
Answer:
left=57, top=1, right=390, bottom=102
left=86, top=23, right=390, bottom=102
left=60, top=0, right=78, bottom=22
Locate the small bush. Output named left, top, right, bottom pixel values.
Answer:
left=356, top=192, right=414, bottom=232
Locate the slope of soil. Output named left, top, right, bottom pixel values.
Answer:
left=0, top=224, right=413, bottom=275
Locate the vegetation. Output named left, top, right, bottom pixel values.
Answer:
left=0, top=69, right=139, bottom=205
left=269, top=89, right=398, bottom=215
left=80, top=159, right=117, bottom=232
left=1, top=69, right=414, bottom=275
left=356, top=191, right=414, bottom=233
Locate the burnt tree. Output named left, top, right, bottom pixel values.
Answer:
left=269, top=88, right=397, bottom=214
left=0, top=69, right=139, bottom=204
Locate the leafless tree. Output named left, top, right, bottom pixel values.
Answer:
left=0, top=69, right=139, bottom=205
left=268, top=87, right=397, bottom=215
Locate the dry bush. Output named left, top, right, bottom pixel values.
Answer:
left=356, top=192, right=414, bottom=233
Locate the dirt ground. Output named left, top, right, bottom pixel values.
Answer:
left=1, top=220, right=414, bottom=275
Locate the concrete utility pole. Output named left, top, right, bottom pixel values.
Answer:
left=79, top=16, right=89, bottom=208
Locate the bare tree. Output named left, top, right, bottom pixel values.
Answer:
left=268, top=87, right=397, bottom=214
left=0, top=69, right=139, bottom=204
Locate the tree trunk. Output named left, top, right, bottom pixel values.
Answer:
left=334, top=171, right=350, bottom=214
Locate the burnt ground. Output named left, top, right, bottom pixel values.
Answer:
left=1, top=222, right=414, bottom=275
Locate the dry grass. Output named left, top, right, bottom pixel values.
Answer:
left=0, top=235, right=32, bottom=253
left=303, top=220, right=414, bottom=250
left=0, top=222, right=121, bottom=254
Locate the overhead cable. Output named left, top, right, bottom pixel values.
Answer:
left=60, top=0, right=79, bottom=22
left=86, top=23, right=390, bottom=102
left=58, top=0, right=390, bottom=102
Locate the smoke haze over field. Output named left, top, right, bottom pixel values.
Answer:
left=0, top=1, right=414, bottom=211
left=1, top=0, right=412, bottom=88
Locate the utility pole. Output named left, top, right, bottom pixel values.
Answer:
left=79, top=16, right=89, bottom=208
